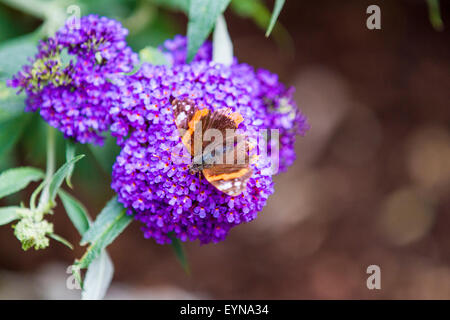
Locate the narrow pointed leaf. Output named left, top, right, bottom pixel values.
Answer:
left=0, top=167, right=44, bottom=199
left=168, top=233, right=190, bottom=274
left=58, top=190, right=90, bottom=235
left=45, top=154, right=84, bottom=204
left=49, top=233, right=74, bottom=250
left=65, top=140, right=76, bottom=189
left=265, top=0, right=285, bottom=37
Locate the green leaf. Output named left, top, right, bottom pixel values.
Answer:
left=61, top=192, right=115, bottom=298
left=0, top=82, right=25, bottom=122
left=0, top=31, right=39, bottom=80
left=65, top=140, right=76, bottom=189
left=231, top=0, right=292, bottom=51
left=49, top=233, right=74, bottom=250
left=0, top=113, right=32, bottom=158
left=80, top=197, right=127, bottom=244
left=0, top=167, right=44, bottom=199
left=426, top=0, right=444, bottom=31
left=81, top=251, right=114, bottom=300
left=58, top=190, right=90, bottom=235
left=45, top=154, right=85, bottom=205
left=168, top=233, right=190, bottom=274
left=212, top=14, right=233, bottom=66
left=186, top=0, right=231, bottom=63
left=77, top=197, right=132, bottom=269
left=265, top=0, right=285, bottom=37
left=139, top=46, right=170, bottom=66
left=0, top=206, right=21, bottom=225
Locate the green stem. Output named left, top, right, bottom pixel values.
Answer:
left=45, top=125, right=56, bottom=182
left=35, top=125, right=56, bottom=215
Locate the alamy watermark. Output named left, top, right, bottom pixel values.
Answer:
left=366, top=265, right=381, bottom=290
left=66, top=5, right=81, bottom=30
left=366, top=5, right=381, bottom=30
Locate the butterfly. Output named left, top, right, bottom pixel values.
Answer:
left=172, top=97, right=253, bottom=196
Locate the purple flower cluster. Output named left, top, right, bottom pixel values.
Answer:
left=159, top=35, right=212, bottom=66
left=9, top=22, right=308, bottom=244
left=160, top=35, right=309, bottom=172
left=110, top=62, right=274, bottom=244
left=109, top=35, right=308, bottom=244
left=8, top=15, right=138, bottom=144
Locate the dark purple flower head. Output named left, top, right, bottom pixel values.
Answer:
left=8, top=15, right=138, bottom=144
left=110, top=62, right=274, bottom=244
left=159, top=35, right=309, bottom=172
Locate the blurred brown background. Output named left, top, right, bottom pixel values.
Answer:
left=0, top=0, right=449, bottom=299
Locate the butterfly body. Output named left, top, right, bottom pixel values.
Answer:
left=172, top=98, right=253, bottom=196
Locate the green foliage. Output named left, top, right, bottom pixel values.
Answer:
left=212, top=14, right=233, bottom=66
left=59, top=189, right=115, bottom=299
left=0, top=83, right=25, bottom=121
left=139, top=46, right=170, bottom=66
left=76, top=197, right=132, bottom=269
left=168, top=233, right=190, bottom=274
left=0, top=30, right=39, bottom=80
left=0, top=0, right=297, bottom=299
left=44, top=154, right=85, bottom=206
left=186, top=0, right=231, bottom=63
left=0, top=113, right=32, bottom=158
left=59, top=189, right=90, bottom=235
left=0, top=206, right=21, bottom=225
left=265, top=0, right=285, bottom=37
left=122, top=46, right=171, bottom=76
left=65, top=140, right=76, bottom=189
left=81, top=250, right=114, bottom=300
left=48, top=233, right=73, bottom=250
left=426, top=0, right=444, bottom=31
left=0, top=167, right=44, bottom=199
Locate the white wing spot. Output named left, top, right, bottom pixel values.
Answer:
left=176, top=112, right=187, bottom=123
left=219, top=181, right=232, bottom=190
